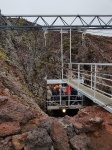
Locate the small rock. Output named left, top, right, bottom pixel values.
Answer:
left=93, top=131, right=100, bottom=138
left=70, top=133, right=91, bottom=150
left=26, top=128, right=52, bottom=150
left=0, top=122, right=20, bottom=136
left=89, top=117, right=103, bottom=124
left=0, top=95, right=8, bottom=106
left=12, top=133, right=28, bottom=150
left=4, top=136, right=12, bottom=143
left=66, top=126, right=76, bottom=139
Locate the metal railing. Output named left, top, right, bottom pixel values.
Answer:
left=46, top=94, right=83, bottom=107
left=63, top=63, right=112, bottom=99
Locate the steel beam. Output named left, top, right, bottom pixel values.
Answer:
left=0, top=15, right=112, bottom=30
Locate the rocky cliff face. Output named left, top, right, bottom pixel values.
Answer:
left=0, top=27, right=112, bottom=150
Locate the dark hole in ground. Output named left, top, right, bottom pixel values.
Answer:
left=47, top=109, right=79, bottom=117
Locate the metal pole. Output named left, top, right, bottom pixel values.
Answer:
left=61, top=28, right=63, bottom=79
left=70, top=28, right=72, bottom=64
left=69, top=28, right=72, bottom=81
left=94, top=64, right=97, bottom=101
left=78, top=64, right=80, bottom=89
left=91, top=65, right=93, bottom=89
left=68, top=86, right=70, bottom=106
left=60, top=87, right=61, bottom=105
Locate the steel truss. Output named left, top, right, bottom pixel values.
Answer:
left=0, top=15, right=112, bottom=30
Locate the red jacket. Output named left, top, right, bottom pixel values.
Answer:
left=66, top=86, right=72, bottom=95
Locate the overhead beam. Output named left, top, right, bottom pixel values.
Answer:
left=0, top=15, right=112, bottom=30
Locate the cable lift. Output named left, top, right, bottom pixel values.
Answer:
left=46, top=80, right=83, bottom=112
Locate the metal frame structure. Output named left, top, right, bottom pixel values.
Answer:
left=47, top=79, right=84, bottom=110
left=0, top=15, right=112, bottom=30
left=46, top=80, right=83, bottom=110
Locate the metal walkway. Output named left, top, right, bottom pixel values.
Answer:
left=62, top=63, right=112, bottom=113
left=63, top=79, right=112, bottom=113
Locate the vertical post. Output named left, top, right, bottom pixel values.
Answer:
left=70, top=28, right=72, bottom=64
left=61, top=28, right=63, bottom=79
left=71, top=63, right=72, bottom=79
left=68, top=86, right=70, bottom=106
left=82, top=94, right=83, bottom=106
left=78, top=64, right=80, bottom=89
left=94, top=64, right=97, bottom=101
left=68, top=63, right=70, bottom=106
left=60, top=85, right=61, bottom=105
left=91, top=65, right=93, bottom=89
left=68, top=63, right=71, bottom=82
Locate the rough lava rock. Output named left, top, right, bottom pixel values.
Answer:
left=70, top=133, right=92, bottom=150
left=26, top=128, right=52, bottom=150
left=0, top=122, right=20, bottom=137
left=52, top=119, right=69, bottom=150
left=12, top=133, right=28, bottom=150
left=0, top=95, right=38, bottom=124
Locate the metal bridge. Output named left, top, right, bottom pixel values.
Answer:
left=0, top=13, right=112, bottom=112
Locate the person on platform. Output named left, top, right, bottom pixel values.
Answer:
left=47, top=86, right=52, bottom=101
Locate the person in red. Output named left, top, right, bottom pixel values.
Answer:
left=66, top=86, right=72, bottom=95
left=66, top=86, right=72, bottom=105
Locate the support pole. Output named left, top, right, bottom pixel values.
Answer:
left=70, top=28, right=72, bottom=64
left=69, top=28, right=72, bottom=80
left=91, top=65, right=93, bottom=89
left=61, top=28, right=63, bottom=80
left=78, top=64, right=80, bottom=89
left=94, top=64, right=97, bottom=101
left=60, top=28, right=64, bottom=106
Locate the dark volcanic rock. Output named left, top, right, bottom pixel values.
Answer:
left=26, top=128, right=52, bottom=150
left=66, top=126, right=76, bottom=139
left=70, top=133, right=92, bottom=150
left=38, top=117, right=54, bottom=134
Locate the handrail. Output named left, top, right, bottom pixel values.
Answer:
left=63, top=63, right=112, bottom=100
left=64, top=63, right=112, bottom=66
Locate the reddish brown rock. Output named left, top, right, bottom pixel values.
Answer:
left=70, top=133, right=91, bottom=150
left=0, top=122, right=20, bottom=136
left=52, top=119, right=69, bottom=150
left=71, top=116, right=104, bottom=134
left=0, top=96, right=37, bottom=124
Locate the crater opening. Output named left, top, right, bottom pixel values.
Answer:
left=47, top=109, right=79, bottom=117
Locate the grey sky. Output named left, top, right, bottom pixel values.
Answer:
left=0, top=0, right=112, bottom=36
left=0, top=0, right=112, bottom=15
